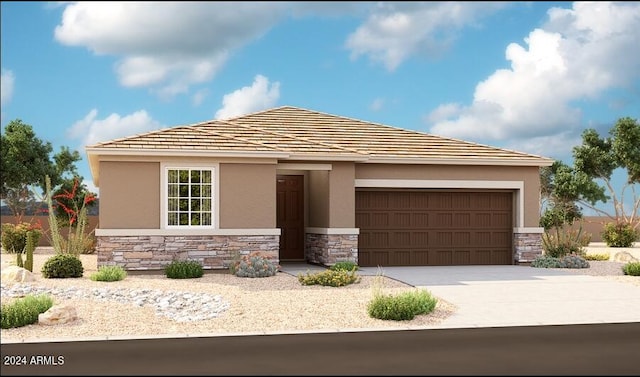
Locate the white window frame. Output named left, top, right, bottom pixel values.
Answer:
left=161, top=163, right=219, bottom=229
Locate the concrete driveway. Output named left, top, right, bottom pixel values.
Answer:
left=282, top=263, right=640, bottom=328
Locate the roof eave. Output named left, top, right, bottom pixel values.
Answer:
left=85, top=147, right=290, bottom=187
left=365, top=157, right=554, bottom=167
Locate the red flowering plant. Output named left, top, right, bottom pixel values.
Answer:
left=45, top=175, right=97, bottom=255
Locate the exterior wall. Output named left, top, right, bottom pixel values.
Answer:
left=219, top=163, right=276, bottom=228
left=355, top=164, right=542, bottom=228
left=97, top=234, right=279, bottom=270
left=305, top=233, right=358, bottom=266
left=328, top=162, right=355, bottom=228
left=308, top=170, right=329, bottom=227
left=100, top=161, right=160, bottom=229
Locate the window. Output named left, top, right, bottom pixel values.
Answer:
left=166, top=168, right=213, bottom=227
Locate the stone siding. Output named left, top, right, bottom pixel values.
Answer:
left=514, top=232, right=543, bottom=264
left=305, top=233, right=358, bottom=266
left=96, top=235, right=279, bottom=270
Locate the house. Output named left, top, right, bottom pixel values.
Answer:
left=86, top=106, right=553, bottom=270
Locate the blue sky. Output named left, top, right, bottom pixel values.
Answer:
left=1, top=2, right=639, bottom=215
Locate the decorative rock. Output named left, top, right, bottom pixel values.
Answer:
left=1, top=284, right=230, bottom=322
left=38, top=304, right=78, bottom=326
left=1, top=265, right=36, bottom=283
left=613, top=251, right=639, bottom=263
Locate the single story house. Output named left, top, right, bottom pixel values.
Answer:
left=86, top=106, right=553, bottom=270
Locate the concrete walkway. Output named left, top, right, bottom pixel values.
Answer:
left=280, top=264, right=640, bottom=328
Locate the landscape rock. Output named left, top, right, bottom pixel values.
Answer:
left=1, top=265, right=36, bottom=283
left=38, top=304, right=78, bottom=326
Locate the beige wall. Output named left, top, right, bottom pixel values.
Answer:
left=328, top=162, right=355, bottom=228
left=355, top=164, right=542, bottom=228
left=219, top=163, right=276, bottom=228
left=100, top=161, right=160, bottom=229
left=308, top=170, right=329, bottom=227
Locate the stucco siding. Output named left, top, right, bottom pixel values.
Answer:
left=308, top=170, right=329, bottom=227
left=99, top=161, right=160, bottom=229
left=328, top=162, right=355, bottom=228
left=219, top=163, right=276, bottom=228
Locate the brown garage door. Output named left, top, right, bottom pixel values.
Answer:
left=356, top=190, right=513, bottom=266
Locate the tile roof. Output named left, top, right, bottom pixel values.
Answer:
left=87, top=106, right=553, bottom=165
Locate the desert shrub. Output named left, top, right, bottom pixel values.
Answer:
left=90, top=265, right=127, bottom=282
left=622, top=262, right=640, bottom=276
left=329, top=261, right=359, bottom=272
left=1, top=294, right=54, bottom=329
left=41, top=254, right=84, bottom=278
left=542, top=228, right=589, bottom=258
left=165, top=260, right=204, bottom=279
left=558, top=254, right=590, bottom=269
left=1, top=222, right=42, bottom=254
left=230, top=252, right=278, bottom=278
left=368, top=289, right=438, bottom=321
left=298, top=269, right=360, bottom=287
left=531, top=255, right=562, bottom=268
left=60, top=233, right=97, bottom=254
left=602, top=223, right=638, bottom=248
left=585, top=253, right=610, bottom=261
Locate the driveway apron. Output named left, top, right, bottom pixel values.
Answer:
left=353, top=265, right=640, bottom=328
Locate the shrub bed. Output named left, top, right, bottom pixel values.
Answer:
left=1, top=294, right=54, bottom=329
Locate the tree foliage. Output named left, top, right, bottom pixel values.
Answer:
left=541, top=117, right=640, bottom=230
left=0, top=119, right=83, bottom=217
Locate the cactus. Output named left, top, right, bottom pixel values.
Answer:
left=16, top=252, right=24, bottom=268
left=24, top=230, right=37, bottom=272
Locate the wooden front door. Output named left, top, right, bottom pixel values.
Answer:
left=277, top=175, right=305, bottom=261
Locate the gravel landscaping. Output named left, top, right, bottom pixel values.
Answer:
left=1, top=251, right=637, bottom=344
left=0, top=252, right=456, bottom=343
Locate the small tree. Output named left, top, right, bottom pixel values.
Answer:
left=1, top=120, right=81, bottom=218
left=542, top=117, right=639, bottom=247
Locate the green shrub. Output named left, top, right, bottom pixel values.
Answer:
left=1, top=294, right=54, bottom=329
left=622, top=262, right=640, bottom=276
left=531, top=255, right=562, bottom=268
left=90, top=265, right=127, bottom=282
left=585, top=253, right=610, bottom=261
left=230, top=252, right=278, bottom=278
left=41, top=254, right=84, bottom=278
left=1, top=222, right=42, bottom=254
left=542, top=227, right=590, bottom=258
left=329, top=261, right=359, bottom=271
left=602, top=222, right=638, bottom=248
left=165, top=260, right=204, bottom=279
left=368, top=289, right=438, bottom=321
left=298, top=269, right=360, bottom=287
left=558, top=254, right=590, bottom=269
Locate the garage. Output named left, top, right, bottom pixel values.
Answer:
left=355, top=189, right=514, bottom=266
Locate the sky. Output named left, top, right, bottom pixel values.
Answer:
left=1, top=1, right=639, bottom=215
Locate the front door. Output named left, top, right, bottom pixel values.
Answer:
left=277, top=175, right=305, bottom=261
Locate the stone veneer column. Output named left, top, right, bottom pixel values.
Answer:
left=514, top=231, right=543, bottom=264
left=96, top=234, right=279, bottom=271
left=305, top=232, right=358, bottom=266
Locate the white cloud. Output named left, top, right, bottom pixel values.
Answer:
left=370, top=98, right=385, bottom=111
left=345, top=2, right=506, bottom=71
left=54, top=2, right=286, bottom=98
left=67, top=109, right=163, bottom=147
left=427, top=2, right=640, bottom=156
left=215, top=75, right=280, bottom=119
left=192, top=89, right=209, bottom=107
left=1, top=69, right=15, bottom=106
